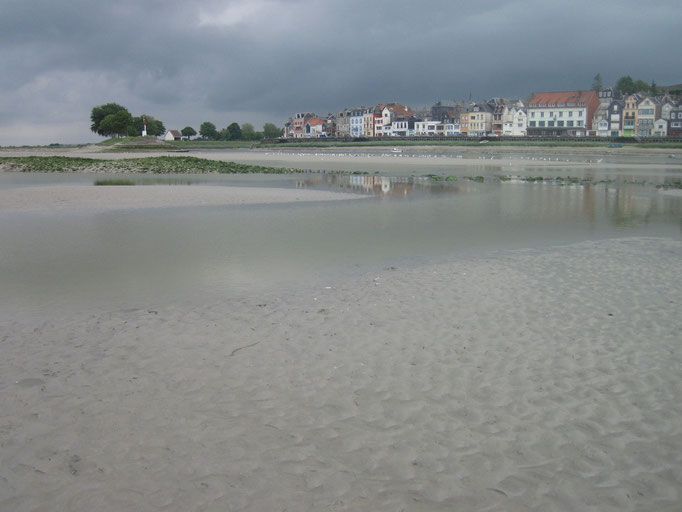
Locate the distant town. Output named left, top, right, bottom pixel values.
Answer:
left=280, top=85, right=682, bottom=140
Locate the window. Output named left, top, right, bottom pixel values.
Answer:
left=577, top=121, right=583, bottom=126
left=578, top=111, right=583, bottom=117
left=531, top=112, right=535, bottom=118
left=567, top=121, right=574, bottom=127
left=540, top=112, right=544, bottom=118
left=539, top=121, right=545, bottom=127
left=569, top=112, right=573, bottom=117
left=558, top=121, right=564, bottom=127
left=529, top=121, right=536, bottom=127
left=559, top=112, right=563, bottom=117
left=548, top=121, right=555, bottom=127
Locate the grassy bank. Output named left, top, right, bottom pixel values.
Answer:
left=0, top=156, right=295, bottom=174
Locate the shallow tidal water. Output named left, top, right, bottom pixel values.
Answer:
left=1, top=164, right=681, bottom=320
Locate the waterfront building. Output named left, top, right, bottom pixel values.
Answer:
left=622, top=94, right=641, bottom=137
left=660, top=100, right=677, bottom=120
left=526, top=90, right=599, bottom=137
left=325, top=114, right=337, bottom=137
left=376, top=103, right=414, bottom=137
left=304, top=118, right=327, bottom=138
left=363, top=108, right=378, bottom=137
left=349, top=107, right=366, bottom=137
left=607, top=100, right=624, bottom=136
left=384, top=117, right=416, bottom=137
left=653, top=119, right=668, bottom=137
left=668, top=108, right=682, bottom=137
left=636, top=96, right=661, bottom=137
left=592, top=103, right=610, bottom=137
left=287, top=112, right=317, bottom=138
left=415, top=120, right=444, bottom=136
left=443, top=122, right=458, bottom=136
left=502, top=107, right=527, bottom=136
left=336, top=109, right=351, bottom=137
left=460, top=102, right=493, bottom=136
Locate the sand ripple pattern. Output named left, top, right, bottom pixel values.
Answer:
left=1, top=238, right=680, bottom=511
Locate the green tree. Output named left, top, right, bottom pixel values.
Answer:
left=263, top=122, right=282, bottom=138
left=614, top=76, right=635, bottom=95
left=227, top=122, right=242, bottom=140
left=241, top=122, right=257, bottom=140
left=592, top=73, right=603, bottom=92
left=90, top=103, right=129, bottom=136
left=634, top=79, right=650, bottom=94
left=218, top=126, right=231, bottom=140
left=650, top=81, right=658, bottom=96
left=130, top=115, right=165, bottom=136
left=181, top=126, right=197, bottom=139
left=199, top=121, right=218, bottom=140
left=99, top=110, right=133, bottom=138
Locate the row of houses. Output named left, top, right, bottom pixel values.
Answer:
left=284, top=89, right=681, bottom=139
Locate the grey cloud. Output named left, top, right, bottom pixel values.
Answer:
left=1, top=0, right=681, bottom=145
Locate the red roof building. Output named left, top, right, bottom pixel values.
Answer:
left=526, top=90, right=599, bottom=136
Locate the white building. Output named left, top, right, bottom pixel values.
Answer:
left=502, top=107, right=527, bottom=136
left=526, top=91, right=599, bottom=137
left=303, top=118, right=327, bottom=138
left=349, top=108, right=366, bottom=137
left=653, top=119, right=668, bottom=137
left=414, top=120, right=443, bottom=136
left=444, top=122, right=459, bottom=136
left=164, top=130, right=182, bottom=141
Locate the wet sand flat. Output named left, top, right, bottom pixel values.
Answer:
left=0, top=184, right=364, bottom=213
left=1, top=237, right=681, bottom=511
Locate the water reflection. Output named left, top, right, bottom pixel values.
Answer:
left=291, top=173, right=682, bottom=232
left=1, top=170, right=680, bottom=318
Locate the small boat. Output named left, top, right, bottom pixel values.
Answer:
left=391, top=148, right=403, bottom=153
left=608, top=143, right=623, bottom=148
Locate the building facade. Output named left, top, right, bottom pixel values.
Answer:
left=502, top=107, right=527, bottom=136
left=336, top=110, right=351, bottom=137
left=653, top=119, right=667, bottom=137
left=668, top=108, right=682, bottom=137
left=459, top=103, right=492, bottom=136
left=526, top=90, right=599, bottom=137
left=622, top=94, right=641, bottom=137
left=636, top=96, right=660, bottom=137
left=607, top=100, right=624, bottom=137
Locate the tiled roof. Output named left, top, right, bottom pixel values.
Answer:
left=382, top=103, right=414, bottom=117
left=308, top=118, right=326, bottom=126
left=528, top=90, right=597, bottom=107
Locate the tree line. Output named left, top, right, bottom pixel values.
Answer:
left=592, top=74, right=674, bottom=96
left=90, top=103, right=282, bottom=140
left=197, top=121, right=282, bottom=140
left=90, top=103, right=165, bottom=138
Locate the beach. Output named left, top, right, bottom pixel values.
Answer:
left=2, top=235, right=681, bottom=510
left=1, top=148, right=681, bottom=511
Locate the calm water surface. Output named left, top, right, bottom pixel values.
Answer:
left=1, top=165, right=681, bottom=319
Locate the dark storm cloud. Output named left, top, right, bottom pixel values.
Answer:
left=1, top=0, right=680, bottom=145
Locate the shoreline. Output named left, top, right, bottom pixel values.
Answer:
left=1, top=145, right=680, bottom=176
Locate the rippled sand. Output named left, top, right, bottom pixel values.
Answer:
left=2, top=238, right=681, bottom=511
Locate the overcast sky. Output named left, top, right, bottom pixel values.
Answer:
left=1, top=0, right=680, bottom=145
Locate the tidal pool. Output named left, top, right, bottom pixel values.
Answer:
left=1, top=166, right=680, bottom=320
